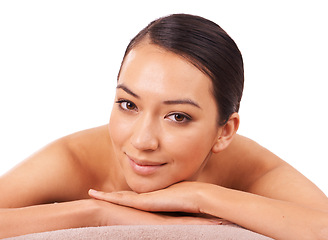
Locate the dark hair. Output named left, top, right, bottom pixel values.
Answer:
left=118, top=14, right=244, bottom=125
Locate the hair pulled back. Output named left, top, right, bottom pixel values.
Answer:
left=119, top=14, right=244, bottom=125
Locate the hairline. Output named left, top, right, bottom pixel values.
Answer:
left=117, top=37, right=222, bottom=126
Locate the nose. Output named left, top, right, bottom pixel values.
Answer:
left=130, top=113, right=159, bottom=151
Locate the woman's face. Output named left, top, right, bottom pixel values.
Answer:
left=109, top=43, right=221, bottom=193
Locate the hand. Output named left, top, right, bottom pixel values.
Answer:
left=90, top=199, right=227, bottom=226
left=89, top=181, right=209, bottom=214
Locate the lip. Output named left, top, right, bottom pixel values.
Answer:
left=126, top=154, right=167, bottom=175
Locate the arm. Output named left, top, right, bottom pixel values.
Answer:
left=200, top=183, right=328, bottom=240
left=0, top=131, right=97, bottom=238
left=0, top=126, right=219, bottom=238
left=89, top=136, right=328, bottom=240
left=0, top=197, right=223, bottom=239
left=89, top=181, right=328, bottom=240
left=0, top=200, right=96, bottom=239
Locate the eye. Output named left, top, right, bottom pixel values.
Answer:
left=166, top=113, right=191, bottom=123
left=116, top=99, right=138, bottom=111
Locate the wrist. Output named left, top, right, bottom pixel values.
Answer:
left=81, top=199, right=108, bottom=227
left=196, top=182, right=223, bottom=215
left=69, top=199, right=102, bottom=228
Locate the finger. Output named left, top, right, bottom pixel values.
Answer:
left=89, top=189, right=144, bottom=209
left=182, top=217, right=233, bottom=226
left=164, top=215, right=232, bottom=225
left=88, top=189, right=197, bottom=213
left=89, top=189, right=178, bottom=212
left=217, top=219, right=234, bottom=225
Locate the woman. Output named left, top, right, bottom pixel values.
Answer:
left=0, top=14, right=327, bottom=239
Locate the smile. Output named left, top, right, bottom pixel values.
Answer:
left=127, top=154, right=167, bottom=175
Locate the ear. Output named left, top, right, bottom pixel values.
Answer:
left=212, top=112, right=240, bottom=153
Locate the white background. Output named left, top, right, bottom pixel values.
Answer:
left=0, top=1, right=327, bottom=194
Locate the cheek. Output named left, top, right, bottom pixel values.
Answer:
left=109, top=110, right=130, bottom=149
left=164, top=128, right=215, bottom=168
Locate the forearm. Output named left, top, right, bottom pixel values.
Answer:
left=0, top=199, right=98, bottom=239
left=199, top=184, right=328, bottom=240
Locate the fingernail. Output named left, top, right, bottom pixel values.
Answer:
left=89, top=189, right=98, bottom=195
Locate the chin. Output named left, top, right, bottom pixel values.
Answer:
left=127, top=178, right=172, bottom=193
left=129, top=183, right=164, bottom=193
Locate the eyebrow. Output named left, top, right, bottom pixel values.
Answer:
left=116, top=83, right=201, bottom=109
left=116, top=84, right=140, bottom=98
left=163, top=99, right=201, bottom=109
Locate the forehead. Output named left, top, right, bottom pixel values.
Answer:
left=118, top=44, right=214, bottom=101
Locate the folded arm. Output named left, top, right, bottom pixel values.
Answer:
left=0, top=200, right=96, bottom=239
left=89, top=179, right=328, bottom=240
left=89, top=136, right=328, bottom=240
left=0, top=126, right=221, bottom=238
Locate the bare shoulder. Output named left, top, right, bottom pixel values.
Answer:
left=64, top=124, right=118, bottom=190
left=203, top=134, right=283, bottom=190
left=0, top=124, right=113, bottom=208
left=208, top=134, right=328, bottom=208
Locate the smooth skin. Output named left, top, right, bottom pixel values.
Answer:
left=1, top=43, right=328, bottom=239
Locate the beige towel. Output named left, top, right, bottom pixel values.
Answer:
left=5, top=225, right=274, bottom=239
